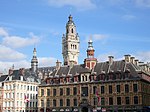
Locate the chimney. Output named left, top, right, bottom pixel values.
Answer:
left=108, top=56, right=114, bottom=65
left=56, top=60, right=61, bottom=70
left=9, top=69, right=14, bottom=75
left=19, top=68, right=25, bottom=75
left=124, top=54, right=131, bottom=62
left=135, top=59, right=139, bottom=66
left=130, top=57, right=135, bottom=64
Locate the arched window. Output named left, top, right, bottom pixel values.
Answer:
left=67, top=29, right=69, bottom=33
left=71, top=28, right=73, bottom=33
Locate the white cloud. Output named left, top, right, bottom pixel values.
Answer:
left=38, top=57, right=57, bottom=67
left=0, top=45, right=26, bottom=61
left=2, top=32, right=40, bottom=48
left=0, top=60, right=30, bottom=74
left=93, top=34, right=108, bottom=41
left=0, top=27, right=8, bottom=37
left=136, top=51, right=150, bottom=62
left=47, top=0, right=96, bottom=11
left=134, top=0, right=150, bottom=8
left=122, top=14, right=136, bottom=21
left=85, top=34, right=108, bottom=42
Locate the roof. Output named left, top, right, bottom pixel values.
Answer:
left=3, top=69, right=40, bottom=83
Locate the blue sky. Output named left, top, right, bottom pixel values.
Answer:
left=0, top=0, right=150, bottom=73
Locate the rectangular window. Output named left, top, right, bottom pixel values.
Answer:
left=73, top=87, right=77, bottom=95
left=60, top=88, right=63, bottom=96
left=93, top=86, right=97, bottom=94
left=117, top=85, right=120, bottom=93
left=67, top=99, right=70, bottom=106
left=134, top=96, right=138, bottom=104
left=125, top=97, right=130, bottom=104
left=60, top=99, right=63, bottom=106
left=101, top=86, right=105, bottom=94
left=133, top=84, right=138, bottom=92
left=109, top=85, right=112, bottom=94
left=41, top=89, right=44, bottom=96
left=117, top=97, right=121, bottom=105
left=53, top=99, right=56, bottom=107
left=125, top=84, right=129, bottom=93
left=66, top=88, right=70, bottom=96
left=101, top=97, right=105, bottom=105
left=47, top=99, right=50, bottom=107
left=109, top=97, right=113, bottom=105
left=53, top=89, right=56, bottom=96
left=74, top=99, right=77, bottom=106
left=47, top=89, right=50, bottom=96
left=93, top=97, right=97, bottom=105
left=81, top=87, right=88, bottom=96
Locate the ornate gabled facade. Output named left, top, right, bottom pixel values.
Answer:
left=0, top=68, right=40, bottom=112
left=62, top=15, right=80, bottom=65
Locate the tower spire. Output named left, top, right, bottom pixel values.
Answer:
left=31, top=47, right=38, bottom=74
left=62, top=15, right=80, bottom=65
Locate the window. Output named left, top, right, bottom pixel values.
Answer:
left=47, top=99, right=50, bottom=107
left=134, top=96, right=138, bottom=104
left=60, top=99, right=63, bottom=106
left=93, top=86, right=97, bottom=94
left=125, top=84, right=129, bottom=93
left=109, top=97, right=113, bottom=105
left=67, top=99, right=70, bottom=106
left=74, top=99, right=77, bottom=106
left=71, top=28, right=73, bottom=33
left=109, top=85, right=112, bottom=94
left=47, top=89, right=50, bottom=96
left=125, top=97, right=130, bottom=104
left=30, top=102, right=32, bottom=107
left=41, top=89, right=44, bottom=96
left=27, top=86, right=29, bottom=90
left=101, top=97, right=105, bottom=105
left=81, top=87, right=88, bottom=96
left=116, top=85, right=120, bottom=93
left=93, top=97, right=97, bottom=105
left=73, top=87, right=77, bottom=95
left=101, top=86, right=105, bottom=94
left=53, top=89, right=56, bottom=96
left=53, top=99, right=56, bottom=107
left=66, top=88, right=70, bottom=96
left=60, top=88, right=63, bottom=96
left=30, top=86, right=32, bottom=91
left=117, top=97, right=121, bottom=105
left=33, top=102, right=34, bottom=107
left=133, top=84, right=138, bottom=92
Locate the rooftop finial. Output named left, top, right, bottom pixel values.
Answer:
left=69, top=15, right=73, bottom=21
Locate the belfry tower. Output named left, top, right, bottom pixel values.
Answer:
left=84, top=39, right=97, bottom=69
left=62, top=15, right=80, bottom=65
left=31, top=47, right=38, bottom=73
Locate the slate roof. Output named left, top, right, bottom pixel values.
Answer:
left=2, top=69, right=40, bottom=83
left=0, top=75, right=8, bottom=82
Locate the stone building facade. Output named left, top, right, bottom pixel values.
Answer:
left=37, top=15, right=150, bottom=112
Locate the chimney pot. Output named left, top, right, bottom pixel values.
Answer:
left=124, top=54, right=131, bottom=62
